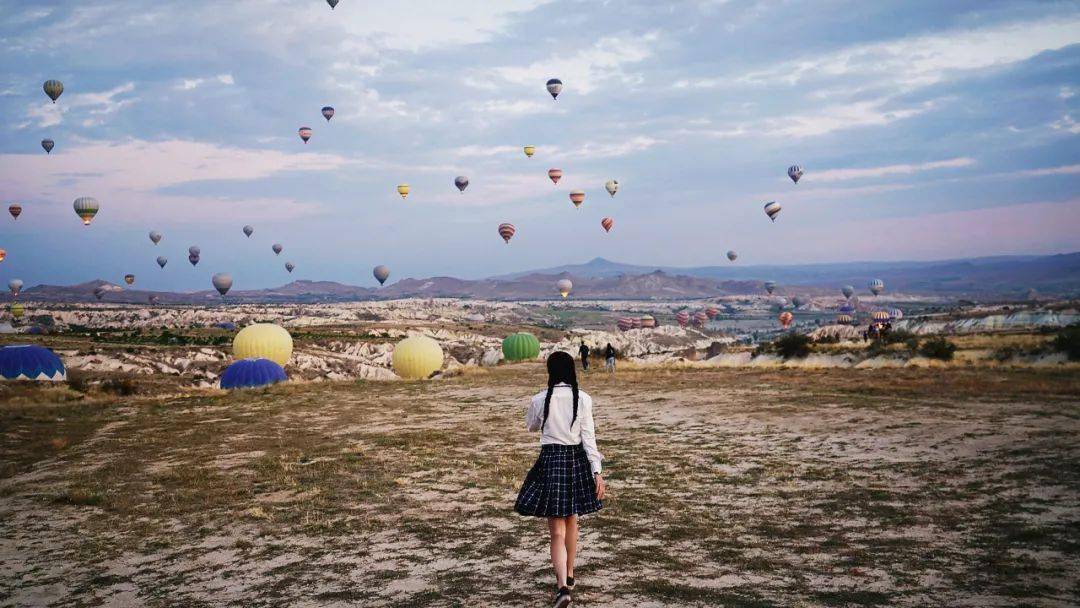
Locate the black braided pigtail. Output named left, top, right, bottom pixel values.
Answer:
left=541, top=378, right=556, bottom=431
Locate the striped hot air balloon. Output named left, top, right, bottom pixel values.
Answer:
left=321, top=106, right=335, bottom=121
left=546, top=78, right=563, bottom=100
left=298, top=127, right=312, bottom=143
left=617, top=317, right=635, bottom=332
left=548, top=168, right=562, bottom=184
left=455, top=176, right=469, bottom=193
left=836, top=314, right=853, bottom=325
left=788, top=165, right=803, bottom=183
left=73, top=197, right=99, bottom=226
left=498, top=223, right=516, bottom=244
left=675, top=311, right=690, bottom=327
left=888, top=308, right=903, bottom=321
left=871, top=310, right=890, bottom=322
left=693, top=311, right=709, bottom=327
left=764, top=201, right=781, bottom=222
left=778, top=311, right=794, bottom=329
left=631, top=317, right=643, bottom=329
left=8, top=204, right=21, bottom=220
left=43, top=80, right=64, bottom=103
left=41, top=139, right=54, bottom=154
left=601, top=217, right=614, bottom=233
left=640, top=315, right=656, bottom=329
left=569, top=190, right=585, bottom=208
left=869, top=279, right=884, bottom=296
left=705, top=306, right=719, bottom=319
left=841, top=285, right=855, bottom=299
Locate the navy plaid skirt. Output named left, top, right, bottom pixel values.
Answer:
left=515, top=443, right=602, bottom=518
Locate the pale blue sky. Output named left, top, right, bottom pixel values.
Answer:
left=1, top=0, right=1078, bottom=291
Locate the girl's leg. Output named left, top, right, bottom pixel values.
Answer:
left=548, top=517, right=568, bottom=588
left=565, top=515, right=578, bottom=579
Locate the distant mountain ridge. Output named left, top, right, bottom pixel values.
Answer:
left=18, top=252, right=1080, bottom=303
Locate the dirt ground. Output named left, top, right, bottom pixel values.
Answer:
left=1, top=366, right=1078, bottom=607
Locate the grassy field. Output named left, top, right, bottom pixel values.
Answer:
left=2, top=365, right=1078, bottom=607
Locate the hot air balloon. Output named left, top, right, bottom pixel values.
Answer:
left=212, top=273, right=233, bottom=296
left=836, top=314, right=853, bottom=325
left=792, top=296, right=806, bottom=309
left=373, top=265, right=390, bottom=285
left=631, top=318, right=643, bottom=329
left=547, top=169, right=563, bottom=185
left=149, top=294, right=160, bottom=305
left=188, top=246, right=200, bottom=256
left=640, top=315, right=656, bottom=329
left=272, top=244, right=283, bottom=255
left=149, top=230, right=162, bottom=245
left=124, top=274, right=135, bottom=285
left=397, top=184, right=410, bottom=199
left=41, top=139, right=54, bottom=154
left=601, top=217, right=614, bottom=233
left=298, top=127, right=312, bottom=143
left=498, top=223, right=516, bottom=244
left=839, top=303, right=856, bottom=315
left=285, top=262, right=295, bottom=273
left=327, top=0, right=340, bottom=8
left=392, top=335, right=444, bottom=379
left=93, top=286, right=106, bottom=300
left=546, top=78, right=563, bottom=100
left=778, top=311, right=794, bottom=329
left=569, top=190, right=585, bottom=208
left=243, top=225, right=254, bottom=238
left=675, top=311, right=690, bottom=327
left=600, top=181, right=618, bottom=199
left=764, top=201, right=781, bottom=222
left=188, top=254, right=200, bottom=267
left=0, top=345, right=66, bottom=381
left=8, top=279, right=23, bottom=297
left=888, top=308, right=903, bottom=321
left=693, top=311, right=708, bottom=326
left=788, top=165, right=803, bottom=183
left=523, top=145, right=535, bottom=158
left=43, top=80, right=63, bottom=103
left=73, top=197, right=99, bottom=226
left=705, top=306, right=719, bottom=319
left=726, top=250, right=738, bottom=262
left=764, top=281, right=777, bottom=295
left=502, top=332, right=540, bottom=362
left=233, top=323, right=293, bottom=365
left=8, top=204, right=21, bottom=220
left=869, top=279, right=884, bottom=296
left=157, top=256, right=167, bottom=269
left=321, top=106, right=335, bottom=121
left=220, top=358, right=288, bottom=390
left=841, top=285, right=854, bottom=299
left=871, top=310, right=890, bottom=323
left=10, top=302, right=25, bottom=319
left=557, top=279, right=573, bottom=298
left=455, top=176, right=469, bottom=193
left=617, top=317, right=635, bottom=332
left=0, top=249, right=6, bottom=263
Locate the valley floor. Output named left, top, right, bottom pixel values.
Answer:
left=1, top=367, right=1078, bottom=607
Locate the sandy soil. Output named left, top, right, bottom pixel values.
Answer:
left=1, top=366, right=1078, bottom=607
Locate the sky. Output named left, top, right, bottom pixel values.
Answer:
left=1, top=0, right=1078, bottom=291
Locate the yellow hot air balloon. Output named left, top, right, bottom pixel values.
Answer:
left=233, top=323, right=293, bottom=366
left=392, top=335, right=444, bottom=379
left=397, top=184, right=410, bottom=199
left=10, top=302, right=24, bottom=319
left=523, top=145, right=535, bottom=158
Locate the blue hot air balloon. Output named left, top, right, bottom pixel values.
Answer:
left=220, top=358, right=287, bottom=390
left=0, top=344, right=66, bottom=381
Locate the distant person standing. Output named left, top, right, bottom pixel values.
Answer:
left=578, top=342, right=590, bottom=372
left=604, top=343, right=616, bottom=373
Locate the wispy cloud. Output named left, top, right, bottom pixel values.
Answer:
left=20, top=82, right=138, bottom=129
left=811, top=157, right=975, bottom=182
left=486, top=33, right=658, bottom=95
left=175, top=74, right=234, bottom=90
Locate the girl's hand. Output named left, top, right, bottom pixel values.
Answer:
left=594, top=474, right=606, bottom=500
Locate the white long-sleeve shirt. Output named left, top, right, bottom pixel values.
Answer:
left=525, top=383, right=603, bottom=475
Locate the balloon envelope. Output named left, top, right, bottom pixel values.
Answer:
left=233, top=324, right=293, bottom=365
left=321, top=106, right=335, bottom=121
left=605, top=180, right=619, bottom=197
left=272, top=244, right=283, bottom=255
left=8, top=204, right=21, bottom=220
left=397, top=184, right=410, bottom=199
left=0, top=345, right=66, bottom=381
left=243, top=225, right=253, bottom=237
left=502, top=332, right=540, bottom=362
left=212, top=273, right=233, bottom=296
left=523, top=145, right=535, bottom=158
left=149, top=230, right=162, bottom=244
left=157, top=256, right=168, bottom=268
left=557, top=279, right=573, bottom=298
left=41, top=139, right=54, bottom=154
left=285, top=262, right=295, bottom=273
left=726, top=250, right=738, bottom=262
left=498, top=223, right=516, bottom=243
left=546, top=78, right=563, bottom=99
left=788, top=165, right=803, bottom=183
left=454, top=176, right=469, bottom=192
left=842, top=285, right=855, bottom=299
left=188, top=246, right=200, bottom=256
left=220, top=358, right=287, bottom=390
left=373, top=265, right=390, bottom=285
left=601, top=217, right=613, bottom=232
left=73, top=197, right=100, bottom=226
left=764, top=201, right=781, bottom=222
left=569, top=190, right=585, bottom=208
left=8, top=279, right=23, bottom=297
left=392, top=336, right=444, bottom=379
left=764, top=281, right=777, bottom=295
left=43, top=80, right=64, bottom=102
left=548, top=168, right=562, bottom=184
left=298, top=127, right=312, bottom=143
left=124, top=274, right=135, bottom=285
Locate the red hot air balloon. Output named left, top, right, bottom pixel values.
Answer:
left=693, top=311, right=708, bottom=326
left=779, top=311, right=794, bottom=329
left=675, top=311, right=690, bottom=327
left=498, top=223, right=516, bottom=244
left=548, top=168, right=562, bottom=184
left=601, top=217, right=614, bottom=233
left=705, top=306, right=719, bottom=319
left=569, top=190, right=585, bottom=208
left=617, top=317, right=634, bottom=332
left=298, top=127, right=312, bottom=143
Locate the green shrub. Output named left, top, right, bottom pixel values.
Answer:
left=918, top=336, right=956, bottom=361
left=773, top=333, right=813, bottom=360
left=1052, top=323, right=1080, bottom=361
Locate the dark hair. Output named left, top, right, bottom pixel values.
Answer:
left=542, top=351, right=578, bottom=431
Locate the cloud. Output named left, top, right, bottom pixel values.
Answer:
left=20, top=82, right=138, bottom=129
left=811, top=157, right=975, bottom=182
left=486, top=33, right=658, bottom=95
left=738, top=16, right=1080, bottom=89
left=176, top=74, right=234, bottom=90
left=1008, top=164, right=1080, bottom=178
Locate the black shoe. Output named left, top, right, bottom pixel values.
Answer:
left=566, top=576, right=575, bottom=590
left=553, top=586, right=572, bottom=608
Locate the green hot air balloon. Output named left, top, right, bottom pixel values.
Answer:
left=43, top=80, right=64, bottom=103
left=502, top=332, right=541, bottom=362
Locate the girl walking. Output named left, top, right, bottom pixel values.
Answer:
left=515, top=351, right=605, bottom=607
